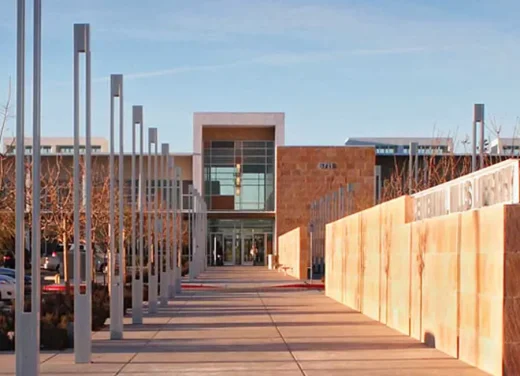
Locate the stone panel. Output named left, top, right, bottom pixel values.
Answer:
left=277, top=226, right=309, bottom=279
left=503, top=204, right=520, bottom=376
left=458, top=206, right=505, bottom=376
left=387, top=224, right=412, bottom=336
left=276, top=146, right=375, bottom=246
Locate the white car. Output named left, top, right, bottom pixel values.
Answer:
left=41, top=251, right=61, bottom=271
left=0, top=274, right=15, bottom=301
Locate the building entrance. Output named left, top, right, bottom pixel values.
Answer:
left=209, top=230, right=271, bottom=266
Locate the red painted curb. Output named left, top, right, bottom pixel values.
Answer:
left=270, top=283, right=325, bottom=289
left=181, top=284, right=222, bottom=289
left=43, top=284, right=86, bottom=293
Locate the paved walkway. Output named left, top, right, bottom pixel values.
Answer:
left=0, top=267, right=488, bottom=375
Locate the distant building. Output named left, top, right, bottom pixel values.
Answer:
left=488, top=137, right=520, bottom=156
left=344, top=137, right=453, bottom=155
left=2, top=137, right=109, bottom=154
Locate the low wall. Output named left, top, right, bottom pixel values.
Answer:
left=325, top=197, right=520, bottom=376
left=277, top=227, right=309, bottom=279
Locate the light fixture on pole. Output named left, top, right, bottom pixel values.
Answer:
left=160, top=143, right=170, bottom=307
left=148, top=127, right=159, bottom=313
left=131, top=105, right=144, bottom=324
left=73, top=23, right=92, bottom=363
left=109, top=73, right=124, bottom=340
left=15, top=0, right=42, bottom=374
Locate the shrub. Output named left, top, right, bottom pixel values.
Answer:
left=40, top=313, right=69, bottom=350
left=0, top=310, right=14, bottom=350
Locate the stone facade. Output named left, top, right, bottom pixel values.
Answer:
left=277, top=227, right=309, bottom=279
left=276, top=146, right=376, bottom=241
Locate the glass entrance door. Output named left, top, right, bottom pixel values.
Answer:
left=207, top=225, right=274, bottom=266
left=242, top=235, right=254, bottom=265
left=223, top=233, right=234, bottom=265
left=210, top=233, right=224, bottom=266
left=254, top=233, right=265, bottom=265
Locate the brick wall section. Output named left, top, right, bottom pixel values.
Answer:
left=276, top=146, right=375, bottom=241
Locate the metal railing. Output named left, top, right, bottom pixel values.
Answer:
left=412, top=159, right=520, bottom=221
left=308, top=183, right=356, bottom=278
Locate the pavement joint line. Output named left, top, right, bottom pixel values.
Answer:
left=114, top=292, right=194, bottom=376
left=40, top=352, right=58, bottom=365
left=257, top=290, right=307, bottom=376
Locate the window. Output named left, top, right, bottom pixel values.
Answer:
left=204, top=140, right=274, bottom=211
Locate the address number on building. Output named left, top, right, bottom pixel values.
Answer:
left=318, top=162, right=337, bottom=170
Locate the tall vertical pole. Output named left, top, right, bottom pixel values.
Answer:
left=175, top=167, right=182, bottom=294
left=16, top=0, right=43, bottom=374
left=109, top=74, right=123, bottom=340
left=472, top=105, right=479, bottom=172
left=15, top=0, right=27, bottom=372
left=479, top=104, right=485, bottom=169
left=32, top=0, right=42, bottom=340
left=148, top=128, right=158, bottom=313
left=168, top=155, right=175, bottom=298
left=138, top=110, right=144, bottom=313
left=153, top=134, right=159, bottom=310
left=131, top=106, right=143, bottom=324
left=188, top=185, right=193, bottom=280
left=414, top=147, right=419, bottom=188
left=160, top=143, right=169, bottom=307
left=117, top=76, right=125, bottom=330
left=73, top=23, right=92, bottom=363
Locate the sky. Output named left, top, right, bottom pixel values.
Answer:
left=1, top=0, right=520, bottom=153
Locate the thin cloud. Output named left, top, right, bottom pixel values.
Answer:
left=86, top=47, right=432, bottom=82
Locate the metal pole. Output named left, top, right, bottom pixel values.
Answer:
left=73, top=23, right=91, bottom=363
left=117, top=76, right=125, bottom=331
left=109, top=74, right=123, bottom=340
left=148, top=128, right=158, bottom=313
left=153, top=135, right=159, bottom=310
left=16, top=0, right=42, bottom=373
left=188, top=185, right=193, bottom=280
left=175, top=167, right=182, bottom=294
left=472, top=120, right=477, bottom=173
left=138, top=111, right=144, bottom=313
left=414, top=149, right=419, bottom=188
left=408, top=142, right=413, bottom=194
left=160, top=143, right=169, bottom=307
left=479, top=105, right=485, bottom=170
left=309, top=224, right=313, bottom=283
left=131, top=106, right=143, bottom=324
left=203, top=196, right=206, bottom=271
left=168, top=155, right=175, bottom=298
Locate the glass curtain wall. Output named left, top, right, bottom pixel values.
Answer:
left=204, top=140, right=274, bottom=211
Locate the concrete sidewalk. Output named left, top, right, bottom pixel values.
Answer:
left=0, top=267, right=488, bottom=375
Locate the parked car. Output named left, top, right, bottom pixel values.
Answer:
left=0, top=267, right=32, bottom=285
left=41, top=250, right=61, bottom=271
left=2, top=251, right=15, bottom=269
left=0, top=274, right=15, bottom=301
left=95, top=253, right=108, bottom=273
left=41, top=244, right=107, bottom=274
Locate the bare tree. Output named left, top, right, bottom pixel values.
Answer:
left=0, top=79, right=15, bottom=251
